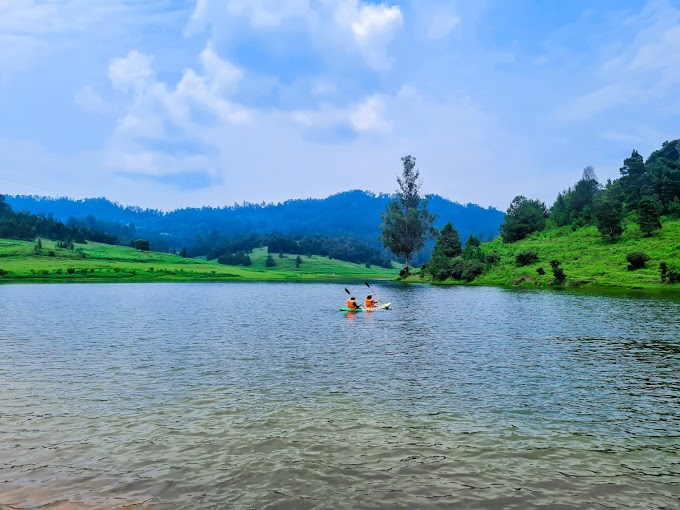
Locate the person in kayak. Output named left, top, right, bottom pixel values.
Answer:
left=365, top=295, right=376, bottom=308
left=346, top=296, right=361, bottom=309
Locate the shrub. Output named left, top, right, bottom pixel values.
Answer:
left=668, top=268, right=680, bottom=284
left=0, top=268, right=8, bottom=276
left=67, top=267, right=75, bottom=274
left=54, top=268, right=62, bottom=274
left=626, top=252, right=650, bottom=271
left=536, top=267, right=545, bottom=275
left=550, top=260, right=566, bottom=284
left=40, top=270, right=49, bottom=276
left=515, top=250, right=539, bottom=267
left=485, top=252, right=501, bottom=265
left=265, top=254, right=276, bottom=268
left=48, top=250, right=56, bottom=257
left=461, top=260, right=484, bottom=282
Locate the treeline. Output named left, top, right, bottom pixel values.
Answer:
left=195, top=232, right=393, bottom=268
left=0, top=195, right=117, bottom=245
left=6, top=190, right=504, bottom=259
left=425, top=138, right=680, bottom=282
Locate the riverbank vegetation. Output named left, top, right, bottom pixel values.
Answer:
left=414, top=139, right=680, bottom=291
left=0, top=239, right=399, bottom=283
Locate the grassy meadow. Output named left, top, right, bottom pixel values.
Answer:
left=0, top=239, right=400, bottom=283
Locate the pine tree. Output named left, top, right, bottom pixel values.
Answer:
left=379, top=155, right=437, bottom=275
left=637, top=196, right=662, bottom=236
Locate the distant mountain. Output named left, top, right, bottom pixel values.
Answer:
left=6, top=190, right=504, bottom=260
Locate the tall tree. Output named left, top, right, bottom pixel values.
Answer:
left=500, top=196, right=548, bottom=242
left=637, top=196, right=662, bottom=236
left=594, top=195, right=624, bottom=241
left=379, top=156, right=437, bottom=274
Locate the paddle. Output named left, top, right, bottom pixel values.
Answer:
left=364, top=281, right=384, bottom=306
left=344, top=288, right=363, bottom=310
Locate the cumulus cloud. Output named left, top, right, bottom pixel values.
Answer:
left=186, top=0, right=403, bottom=70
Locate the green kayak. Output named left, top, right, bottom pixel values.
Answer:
left=339, top=303, right=391, bottom=312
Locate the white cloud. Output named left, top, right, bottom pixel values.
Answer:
left=334, top=0, right=403, bottom=69
left=350, top=94, right=391, bottom=133
left=109, top=50, right=154, bottom=93
left=186, top=0, right=403, bottom=70
left=557, top=0, right=680, bottom=122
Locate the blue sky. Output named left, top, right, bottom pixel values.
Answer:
left=0, top=0, right=678, bottom=210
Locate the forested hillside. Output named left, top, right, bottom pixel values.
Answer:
left=418, top=138, right=680, bottom=290
left=7, top=190, right=504, bottom=260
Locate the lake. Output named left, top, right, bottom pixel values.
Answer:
left=1, top=283, right=679, bottom=509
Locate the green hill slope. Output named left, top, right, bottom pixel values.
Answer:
left=473, top=218, right=680, bottom=290
left=0, top=240, right=399, bottom=283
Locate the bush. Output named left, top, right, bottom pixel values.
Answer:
left=626, top=252, right=650, bottom=271
left=48, top=250, right=55, bottom=257
left=265, top=254, right=276, bottom=268
left=515, top=250, right=539, bottom=267
left=485, top=252, right=500, bottom=264
left=0, top=268, right=8, bottom=276
left=67, top=267, right=75, bottom=274
left=365, top=262, right=371, bottom=268
left=550, top=260, right=566, bottom=284
left=461, top=260, right=484, bottom=282
left=536, top=267, right=545, bottom=275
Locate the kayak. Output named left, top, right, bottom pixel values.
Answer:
left=339, top=303, right=391, bottom=312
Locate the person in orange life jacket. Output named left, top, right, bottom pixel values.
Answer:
left=365, top=295, right=377, bottom=308
left=346, top=296, right=361, bottom=309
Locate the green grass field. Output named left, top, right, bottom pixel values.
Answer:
left=0, top=239, right=400, bottom=283
left=434, top=218, right=680, bottom=290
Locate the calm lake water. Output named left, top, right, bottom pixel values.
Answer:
left=1, top=283, right=679, bottom=509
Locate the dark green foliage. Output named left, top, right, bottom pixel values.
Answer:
left=637, top=196, right=662, bottom=236
left=295, top=255, right=302, bottom=268
left=217, top=251, right=251, bottom=266
left=551, top=167, right=601, bottom=227
left=134, top=239, right=151, bottom=252
left=500, top=196, right=547, bottom=242
left=669, top=197, right=680, bottom=218
left=47, top=250, right=55, bottom=257
left=661, top=262, right=680, bottom=283
left=181, top=247, right=187, bottom=258
left=594, top=196, right=624, bottom=241
left=536, top=267, right=545, bottom=275
left=434, top=223, right=462, bottom=258
left=67, top=267, right=75, bottom=274
left=265, top=254, right=276, bottom=267
left=550, top=260, right=566, bottom=284
left=0, top=195, right=116, bottom=246
left=619, top=150, right=649, bottom=208
left=380, top=155, right=437, bottom=273
left=0, top=268, right=8, bottom=276
left=626, top=252, right=650, bottom=271
left=466, top=234, right=481, bottom=247
left=515, top=250, right=538, bottom=267
left=365, top=262, right=371, bottom=268
left=428, top=255, right=484, bottom=282
left=485, top=252, right=500, bottom=264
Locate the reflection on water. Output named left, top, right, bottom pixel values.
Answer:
left=1, top=283, right=679, bottom=509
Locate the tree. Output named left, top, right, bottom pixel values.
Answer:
left=433, top=223, right=462, bottom=258
left=295, top=255, right=302, bottom=268
left=594, top=196, right=624, bottom=241
left=550, top=260, right=566, bottom=284
left=379, top=155, right=437, bottom=275
left=500, top=196, right=547, bottom=242
left=134, top=239, right=151, bottom=252
left=181, top=247, right=188, bottom=258
left=619, top=150, right=649, bottom=208
left=637, top=196, right=662, bottom=236
left=265, top=254, right=276, bottom=267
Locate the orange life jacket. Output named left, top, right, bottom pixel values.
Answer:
left=365, top=298, right=375, bottom=308
left=347, top=299, right=357, bottom=309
